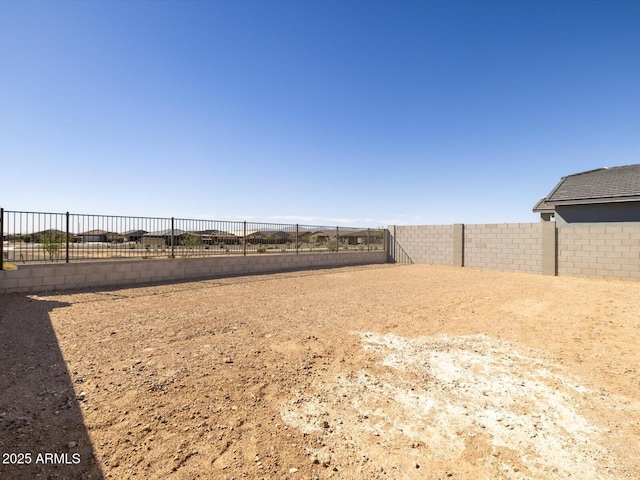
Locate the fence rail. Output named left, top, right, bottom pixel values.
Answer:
left=0, top=209, right=385, bottom=268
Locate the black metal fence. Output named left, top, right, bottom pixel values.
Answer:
left=0, top=209, right=386, bottom=268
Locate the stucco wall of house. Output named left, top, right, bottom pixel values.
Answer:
left=555, top=202, right=640, bottom=225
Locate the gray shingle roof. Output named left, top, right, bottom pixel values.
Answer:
left=536, top=164, right=640, bottom=210
left=144, top=229, right=186, bottom=236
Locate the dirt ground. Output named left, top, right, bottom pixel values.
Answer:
left=1, top=264, right=639, bottom=480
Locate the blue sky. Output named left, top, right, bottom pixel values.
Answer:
left=2, top=0, right=639, bottom=227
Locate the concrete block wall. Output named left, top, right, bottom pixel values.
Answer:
left=557, top=224, right=640, bottom=280
left=389, top=220, right=640, bottom=281
left=0, top=251, right=387, bottom=295
left=464, top=223, right=542, bottom=273
left=390, top=225, right=453, bottom=264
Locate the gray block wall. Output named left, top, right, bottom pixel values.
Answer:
left=389, top=225, right=454, bottom=265
left=387, top=221, right=640, bottom=281
left=5, top=221, right=640, bottom=291
left=464, top=223, right=542, bottom=273
left=0, top=251, right=387, bottom=295
left=557, top=224, right=640, bottom=280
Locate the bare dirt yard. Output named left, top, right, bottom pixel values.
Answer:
left=1, top=264, right=639, bottom=480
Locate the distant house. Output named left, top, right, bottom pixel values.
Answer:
left=227, top=229, right=260, bottom=242
left=262, top=230, right=291, bottom=244
left=247, top=231, right=265, bottom=241
left=142, top=229, right=186, bottom=247
left=534, top=164, right=640, bottom=225
left=194, top=229, right=239, bottom=245
left=78, top=229, right=122, bottom=242
left=226, top=229, right=291, bottom=244
left=78, top=229, right=124, bottom=243
left=308, top=229, right=378, bottom=245
left=122, top=230, right=147, bottom=243
left=297, top=230, right=314, bottom=243
left=310, top=230, right=333, bottom=244
left=32, top=229, right=66, bottom=243
left=339, top=229, right=382, bottom=245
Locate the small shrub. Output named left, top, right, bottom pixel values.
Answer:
left=257, top=246, right=267, bottom=254
left=40, top=233, right=65, bottom=262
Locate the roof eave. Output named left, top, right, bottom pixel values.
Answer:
left=532, top=197, right=555, bottom=213
left=546, top=195, right=640, bottom=206
left=533, top=206, right=555, bottom=213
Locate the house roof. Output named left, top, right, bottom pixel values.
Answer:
left=310, top=230, right=333, bottom=236
left=534, top=164, right=640, bottom=211
left=226, top=229, right=292, bottom=238
left=34, top=229, right=66, bottom=236
left=144, top=229, right=186, bottom=236
left=195, top=229, right=236, bottom=236
left=338, top=228, right=373, bottom=237
left=228, top=229, right=259, bottom=237
left=79, top=229, right=111, bottom=235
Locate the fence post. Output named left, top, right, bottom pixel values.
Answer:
left=171, top=217, right=175, bottom=258
left=65, top=212, right=70, bottom=263
left=243, top=221, right=247, bottom=256
left=384, top=228, right=388, bottom=257
left=367, top=228, right=370, bottom=252
left=383, top=228, right=387, bottom=256
left=0, top=208, right=4, bottom=270
left=393, top=225, right=396, bottom=262
left=541, top=221, right=558, bottom=276
left=336, top=226, right=339, bottom=253
left=296, top=224, right=299, bottom=255
left=452, top=224, right=464, bottom=267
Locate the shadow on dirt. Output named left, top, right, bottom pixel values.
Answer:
left=0, top=294, right=103, bottom=479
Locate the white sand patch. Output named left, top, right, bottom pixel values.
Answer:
left=281, top=332, right=626, bottom=479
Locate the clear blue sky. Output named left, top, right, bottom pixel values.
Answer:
left=2, top=0, right=639, bottom=227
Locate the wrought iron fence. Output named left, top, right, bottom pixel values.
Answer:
left=0, top=209, right=386, bottom=267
